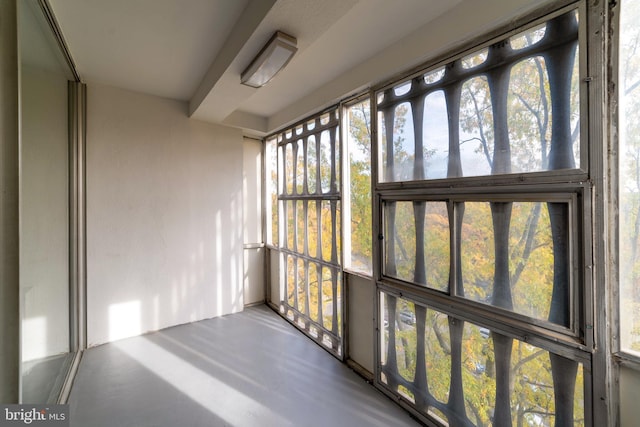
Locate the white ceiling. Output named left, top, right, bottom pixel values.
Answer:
left=48, top=0, right=548, bottom=135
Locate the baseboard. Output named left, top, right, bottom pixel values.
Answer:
left=346, top=358, right=374, bottom=382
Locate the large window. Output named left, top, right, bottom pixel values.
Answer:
left=619, top=0, right=640, bottom=358
left=270, top=109, right=343, bottom=356
left=374, top=6, right=595, bottom=425
left=343, top=97, right=373, bottom=275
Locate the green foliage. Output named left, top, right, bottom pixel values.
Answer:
left=347, top=100, right=373, bottom=272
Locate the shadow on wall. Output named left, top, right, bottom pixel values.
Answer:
left=86, top=85, right=245, bottom=346
left=104, top=188, right=244, bottom=344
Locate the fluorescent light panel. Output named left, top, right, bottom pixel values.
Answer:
left=241, top=31, right=297, bottom=88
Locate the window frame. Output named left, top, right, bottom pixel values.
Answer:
left=369, top=1, right=611, bottom=425
left=378, top=189, right=587, bottom=342
left=267, top=106, right=345, bottom=358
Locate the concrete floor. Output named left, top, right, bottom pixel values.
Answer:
left=68, top=305, right=423, bottom=427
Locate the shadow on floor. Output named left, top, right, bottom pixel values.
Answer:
left=68, top=305, right=423, bottom=427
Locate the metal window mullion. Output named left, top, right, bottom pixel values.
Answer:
left=382, top=294, right=400, bottom=390
left=445, top=82, right=464, bottom=301
left=411, top=92, right=425, bottom=181
left=443, top=61, right=470, bottom=425
left=589, top=0, right=610, bottom=420
left=331, top=266, right=339, bottom=338
left=293, top=202, right=299, bottom=310
left=411, top=90, right=427, bottom=285
left=486, top=43, right=517, bottom=424
left=330, top=200, right=339, bottom=338
left=384, top=202, right=397, bottom=277
left=278, top=246, right=340, bottom=270
left=413, top=304, right=429, bottom=410
left=543, top=11, right=582, bottom=426
left=378, top=281, right=592, bottom=361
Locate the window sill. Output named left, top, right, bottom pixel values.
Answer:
left=615, top=352, right=640, bottom=372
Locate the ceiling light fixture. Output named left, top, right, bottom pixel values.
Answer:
left=241, top=31, right=297, bottom=88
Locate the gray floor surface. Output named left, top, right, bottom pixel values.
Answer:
left=68, top=305, right=423, bottom=427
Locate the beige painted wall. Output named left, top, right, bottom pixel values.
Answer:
left=347, top=273, right=374, bottom=374
left=242, top=137, right=264, bottom=305
left=85, top=82, right=244, bottom=346
left=621, top=366, right=640, bottom=426
left=268, top=248, right=281, bottom=306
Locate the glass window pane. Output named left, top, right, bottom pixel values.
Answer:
left=508, top=57, right=553, bottom=172
left=322, top=267, right=335, bottom=331
left=297, top=258, right=307, bottom=314
left=321, top=201, right=332, bottom=262
left=459, top=76, right=494, bottom=177
left=375, top=8, right=579, bottom=182
left=424, top=67, right=445, bottom=85
left=423, top=91, right=449, bottom=179
left=295, top=139, right=304, bottom=194
left=620, top=0, right=640, bottom=355
left=424, top=202, right=450, bottom=291
left=286, top=200, right=294, bottom=250
left=320, top=130, right=333, bottom=193
left=345, top=99, right=372, bottom=274
left=266, top=137, right=278, bottom=246
left=307, top=135, right=317, bottom=194
left=380, top=102, right=415, bottom=182
left=508, top=54, right=581, bottom=173
left=20, top=0, right=75, bottom=402
left=510, top=202, right=554, bottom=320
left=380, top=292, right=585, bottom=426
left=460, top=201, right=495, bottom=301
left=308, top=200, right=319, bottom=258
left=384, top=201, right=449, bottom=292
left=309, top=261, right=320, bottom=323
left=462, top=48, right=488, bottom=69
left=509, top=23, right=546, bottom=50
left=296, top=201, right=305, bottom=254
left=284, top=143, right=294, bottom=194
left=461, top=201, right=564, bottom=325
left=286, top=255, right=295, bottom=306
left=384, top=201, right=416, bottom=281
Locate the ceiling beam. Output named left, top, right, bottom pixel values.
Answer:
left=188, top=0, right=277, bottom=117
